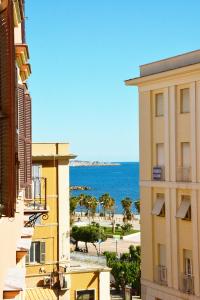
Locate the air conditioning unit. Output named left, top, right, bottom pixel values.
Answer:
left=43, top=275, right=51, bottom=286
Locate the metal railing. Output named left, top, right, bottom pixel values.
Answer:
left=179, top=274, right=194, bottom=294
left=70, top=252, right=107, bottom=266
left=176, top=167, right=191, bottom=182
left=24, top=177, right=47, bottom=211
left=155, top=265, right=167, bottom=285
left=152, top=166, right=165, bottom=181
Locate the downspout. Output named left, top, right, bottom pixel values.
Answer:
left=56, top=143, right=59, bottom=274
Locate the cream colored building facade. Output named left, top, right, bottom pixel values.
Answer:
left=126, top=50, right=200, bottom=300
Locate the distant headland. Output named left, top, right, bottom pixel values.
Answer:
left=70, top=160, right=120, bottom=167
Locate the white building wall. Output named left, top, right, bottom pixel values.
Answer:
left=99, top=271, right=110, bottom=300
left=58, top=160, right=70, bottom=265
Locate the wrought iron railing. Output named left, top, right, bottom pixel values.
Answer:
left=155, top=265, right=167, bottom=285
left=152, top=166, right=165, bottom=181
left=179, top=273, right=194, bottom=294
left=176, top=167, right=191, bottom=182
left=24, top=177, right=47, bottom=211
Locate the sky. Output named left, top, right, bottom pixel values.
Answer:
left=26, top=0, right=200, bottom=162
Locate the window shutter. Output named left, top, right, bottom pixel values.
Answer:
left=25, top=250, right=30, bottom=265
left=40, top=241, right=46, bottom=263
left=18, top=85, right=26, bottom=188
left=0, top=1, right=16, bottom=217
left=25, top=92, right=32, bottom=185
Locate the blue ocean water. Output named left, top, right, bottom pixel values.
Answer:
left=69, top=162, right=140, bottom=214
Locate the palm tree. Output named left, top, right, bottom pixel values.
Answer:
left=69, top=196, right=79, bottom=224
left=82, top=195, right=97, bottom=222
left=99, top=193, right=115, bottom=216
left=121, top=197, right=132, bottom=223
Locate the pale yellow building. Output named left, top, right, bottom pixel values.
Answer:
left=26, top=143, right=111, bottom=300
left=26, top=143, right=76, bottom=299
left=126, top=50, right=200, bottom=300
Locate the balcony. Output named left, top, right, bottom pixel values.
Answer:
left=24, top=177, right=49, bottom=227
left=176, top=167, right=191, bottom=182
left=152, top=166, right=165, bottom=181
left=155, top=265, right=167, bottom=286
left=179, top=274, right=194, bottom=294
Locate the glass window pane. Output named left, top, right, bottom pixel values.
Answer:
left=155, top=93, right=164, bottom=116
left=180, top=88, right=190, bottom=113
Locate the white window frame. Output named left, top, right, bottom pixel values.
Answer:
left=26, top=241, right=45, bottom=265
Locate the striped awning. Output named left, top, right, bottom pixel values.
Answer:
left=25, top=288, right=57, bottom=300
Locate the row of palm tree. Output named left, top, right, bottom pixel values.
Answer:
left=70, top=193, right=136, bottom=223
left=70, top=193, right=115, bottom=218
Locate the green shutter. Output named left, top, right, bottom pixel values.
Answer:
left=25, top=251, right=30, bottom=264
left=40, top=241, right=45, bottom=263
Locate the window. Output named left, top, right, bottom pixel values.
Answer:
left=156, top=143, right=165, bottom=167
left=158, top=244, right=166, bottom=267
left=155, top=93, right=164, bottom=116
left=180, top=88, right=190, bottom=113
left=152, top=194, right=165, bottom=217
left=32, top=165, right=42, bottom=198
left=184, top=250, right=193, bottom=276
left=181, top=143, right=190, bottom=168
left=176, top=196, right=191, bottom=221
left=26, top=241, right=45, bottom=264
left=76, top=290, right=95, bottom=300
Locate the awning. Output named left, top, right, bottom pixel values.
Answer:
left=176, top=198, right=191, bottom=219
left=152, top=198, right=165, bottom=215
left=25, top=288, right=58, bottom=300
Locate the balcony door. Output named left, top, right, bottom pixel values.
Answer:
left=157, top=143, right=165, bottom=167
left=182, top=142, right=190, bottom=168
left=32, top=164, right=42, bottom=198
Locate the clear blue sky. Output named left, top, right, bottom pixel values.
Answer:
left=26, top=0, right=200, bottom=162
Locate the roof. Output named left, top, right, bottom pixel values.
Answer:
left=125, top=49, right=200, bottom=85
left=32, top=154, right=77, bottom=161
left=25, top=288, right=58, bottom=300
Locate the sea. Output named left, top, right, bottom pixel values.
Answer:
left=69, top=162, right=140, bottom=214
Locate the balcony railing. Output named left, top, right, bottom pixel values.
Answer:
left=155, top=265, right=167, bottom=286
left=152, top=166, right=165, bottom=181
left=176, top=167, right=191, bottom=182
left=179, top=274, right=194, bottom=294
left=24, top=177, right=47, bottom=213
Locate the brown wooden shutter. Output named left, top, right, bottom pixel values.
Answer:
left=25, top=92, right=32, bottom=184
left=18, top=86, right=32, bottom=190
left=0, top=1, right=16, bottom=217
left=18, top=84, right=26, bottom=188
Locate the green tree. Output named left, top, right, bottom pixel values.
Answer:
left=70, top=196, right=79, bottom=215
left=104, top=245, right=141, bottom=296
left=71, top=225, right=106, bottom=254
left=99, top=193, right=115, bottom=216
left=70, top=196, right=79, bottom=224
left=134, top=200, right=140, bottom=214
left=121, top=197, right=133, bottom=223
left=121, top=223, right=132, bottom=235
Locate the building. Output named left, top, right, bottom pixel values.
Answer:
left=26, top=142, right=76, bottom=299
left=0, top=0, right=32, bottom=299
left=125, top=50, right=200, bottom=300
left=25, top=143, right=111, bottom=300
